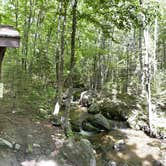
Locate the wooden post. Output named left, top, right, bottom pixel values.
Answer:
left=0, top=47, right=6, bottom=81
left=0, top=25, right=20, bottom=98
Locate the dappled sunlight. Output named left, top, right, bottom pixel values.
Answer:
left=89, top=129, right=162, bottom=165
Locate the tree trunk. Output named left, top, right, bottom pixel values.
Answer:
left=64, top=0, right=77, bottom=137
left=53, top=0, right=68, bottom=116
left=139, top=26, right=144, bottom=94
left=153, top=17, right=160, bottom=93
left=163, top=41, right=166, bottom=68
left=22, top=0, right=33, bottom=70
left=53, top=0, right=63, bottom=116
left=144, top=26, right=153, bottom=132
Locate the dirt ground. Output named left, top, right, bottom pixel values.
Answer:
left=0, top=96, right=65, bottom=166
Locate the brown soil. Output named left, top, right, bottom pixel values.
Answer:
left=0, top=96, right=65, bottom=165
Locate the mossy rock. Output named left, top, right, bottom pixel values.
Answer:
left=71, top=120, right=81, bottom=132
left=82, top=121, right=100, bottom=132
left=88, top=102, right=100, bottom=114
left=85, top=114, right=111, bottom=131
left=58, top=139, right=96, bottom=166
left=99, top=99, right=129, bottom=121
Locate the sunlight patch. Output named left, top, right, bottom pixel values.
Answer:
left=21, top=160, right=59, bottom=166
left=36, top=160, right=59, bottom=166
left=0, top=83, right=3, bottom=98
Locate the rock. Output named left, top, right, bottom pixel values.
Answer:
left=79, top=91, right=96, bottom=107
left=51, top=117, right=62, bottom=127
left=140, top=125, right=150, bottom=135
left=70, top=109, right=90, bottom=132
left=33, top=143, right=41, bottom=148
left=0, top=138, right=13, bottom=149
left=99, top=99, right=128, bottom=121
left=0, top=157, right=19, bottom=166
left=113, top=139, right=125, bottom=152
left=161, top=143, right=166, bottom=150
left=82, top=121, right=100, bottom=132
left=106, top=161, right=117, bottom=166
left=0, top=151, right=19, bottom=166
left=58, top=139, right=96, bottom=166
left=70, top=120, right=81, bottom=132
left=86, top=114, right=110, bottom=131
left=14, top=143, right=21, bottom=150
left=88, top=102, right=100, bottom=114
left=153, top=160, right=165, bottom=166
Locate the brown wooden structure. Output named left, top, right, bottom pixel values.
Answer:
left=0, top=25, right=20, bottom=80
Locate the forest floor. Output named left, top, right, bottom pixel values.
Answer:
left=0, top=95, right=166, bottom=166
left=0, top=95, right=65, bottom=166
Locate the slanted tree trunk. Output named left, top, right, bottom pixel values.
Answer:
left=64, top=0, right=77, bottom=137
left=53, top=0, right=68, bottom=116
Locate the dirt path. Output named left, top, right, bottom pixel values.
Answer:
left=0, top=96, right=65, bottom=166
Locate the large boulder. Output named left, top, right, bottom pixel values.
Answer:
left=70, top=110, right=89, bottom=132
left=88, top=102, right=100, bottom=114
left=58, top=139, right=96, bottom=166
left=0, top=149, right=19, bottom=166
left=70, top=120, right=81, bottom=132
left=82, top=121, right=100, bottom=132
left=0, top=157, right=19, bottom=166
left=84, top=114, right=110, bottom=131
left=99, top=99, right=129, bottom=121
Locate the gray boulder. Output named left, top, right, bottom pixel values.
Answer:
left=99, top=99, right=129, bottom=121
left=88, top=102, right=100, bottom=114
left=85, top=114, right=110, bottom=131
left=113, top=139, right=126, bottom=152
left=58, top=139, right=96, bottom=166
left=82, top=121, right=100, bottom=132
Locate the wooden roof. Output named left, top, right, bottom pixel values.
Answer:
left=0, top=25, right=20, bottom=48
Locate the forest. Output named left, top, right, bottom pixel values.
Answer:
left=0, top=0, right=166, bottom=166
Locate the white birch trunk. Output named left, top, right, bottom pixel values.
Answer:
left=144, top=26, right=153, bottom=131
left=153, top=17, right=160, bottom=93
